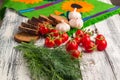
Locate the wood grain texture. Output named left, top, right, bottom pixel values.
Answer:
left=80, top=26, right=116, bottom=80
left=0, top=0, right=120, bottom=80
left=94, top=0, right=120, bottom=80
left=95, top=15, right=120, bottom=80
left=80, top=0, right=120, bottom=79
left=0, top=9, right=31, bottom=80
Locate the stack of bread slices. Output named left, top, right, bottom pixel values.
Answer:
left=14, top=14, right=68, bottom=43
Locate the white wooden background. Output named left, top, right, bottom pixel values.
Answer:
left=0, top=0, right=120, bottom=80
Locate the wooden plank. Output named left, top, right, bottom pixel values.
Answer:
left=80, top=0, right=119, bottom=80
left=0, top=9, right=31, bottom=80
left=95, top=15, right=120, bottom=80
left=95, top=0, right=120, bottom=79
left=80, top=26, right=116, bottom=80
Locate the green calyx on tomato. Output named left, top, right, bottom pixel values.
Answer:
left=84, top=41, right=96, bottom=53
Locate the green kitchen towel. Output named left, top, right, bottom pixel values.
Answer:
left=1, top=0, right=120, bottom=29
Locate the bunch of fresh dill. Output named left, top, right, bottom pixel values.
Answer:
left=15, top=42, right=82, bottom=80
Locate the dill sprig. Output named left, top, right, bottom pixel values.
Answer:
left=15, top=42, right=82, bottom=80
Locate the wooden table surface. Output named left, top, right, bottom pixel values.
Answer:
left=0, top=0, right=120, bottom=80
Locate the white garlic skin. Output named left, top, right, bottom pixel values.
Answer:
left=69, top=18, right=83, bottom=29
left=68, top=8, right=82, bottom=19
left=56, top=21, right=70, bottom=32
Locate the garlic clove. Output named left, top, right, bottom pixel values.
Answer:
left=69, top=18, right=83, bottom=29
left=68, top=8, right=82, bottom=20
left=56, top=20, right=70, bottom=32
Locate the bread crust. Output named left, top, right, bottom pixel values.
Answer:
left=19, top=26, right=39, bottom=35
left=21, top=22, right=38, bottom=30
left=49, top=14, right=69, bottom=25
left=14, top=32, right=40, bottom=43
left=39, top=15, right=53, bottom=24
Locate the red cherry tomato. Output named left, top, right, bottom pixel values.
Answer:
left=54, top=37, right=63, bottom=46
left=61, top=32, right=69, bottom=43
left=96, top=34, right=105, bottom=40
left=71, top=50, right=81, bottom=58
left=49, top=29, right=59, bottom=37
left=96, top=34, right=105, bottom=44
left=73, top=37, right=82, bottom=45
left=66, top=40, right=78, bottom=52
left=75, top=29, right=84, bottom=37
left=39, top=25, right=49, bottom=35
left=96, top=40, right=107, bottom=51
left=81, top=34, right=91, bottom=47
left=84, top=41, right=96, bottom=53
left=45, top=37, right=55, bottom=48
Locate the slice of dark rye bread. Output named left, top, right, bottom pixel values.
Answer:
left=27, top=17, right=43, bottom=26
left=31, top=17, right=42, bottom=23
left=48, top=14, right=69, bottom=25
left=21, top=22, right=38, bottom=30
left=14, top=32, right=40, bottom=43
left=27, top=16, right=51, bottom=26
left=19, top=26, right=39, bottom=35
left=27, top=19, right=39, bottom=26
left=39, top=15, right=54, bottom=25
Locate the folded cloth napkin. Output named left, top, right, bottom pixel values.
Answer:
left=1, top=0, right=120, bottom=30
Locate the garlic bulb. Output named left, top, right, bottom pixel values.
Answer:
left=56, top=20, right=70, bottom=32
left=69, top=18, right=83, bottom=29
left=68, top=8, right=82, bottom=19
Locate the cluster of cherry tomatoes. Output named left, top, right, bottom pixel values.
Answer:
left=39, top=24, right=69, bottom=47
left=39, top=24, right=107, bottom=59
left=45, top=31, right=69, bottom=48
left=66, top=30, right=107, bottom=58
